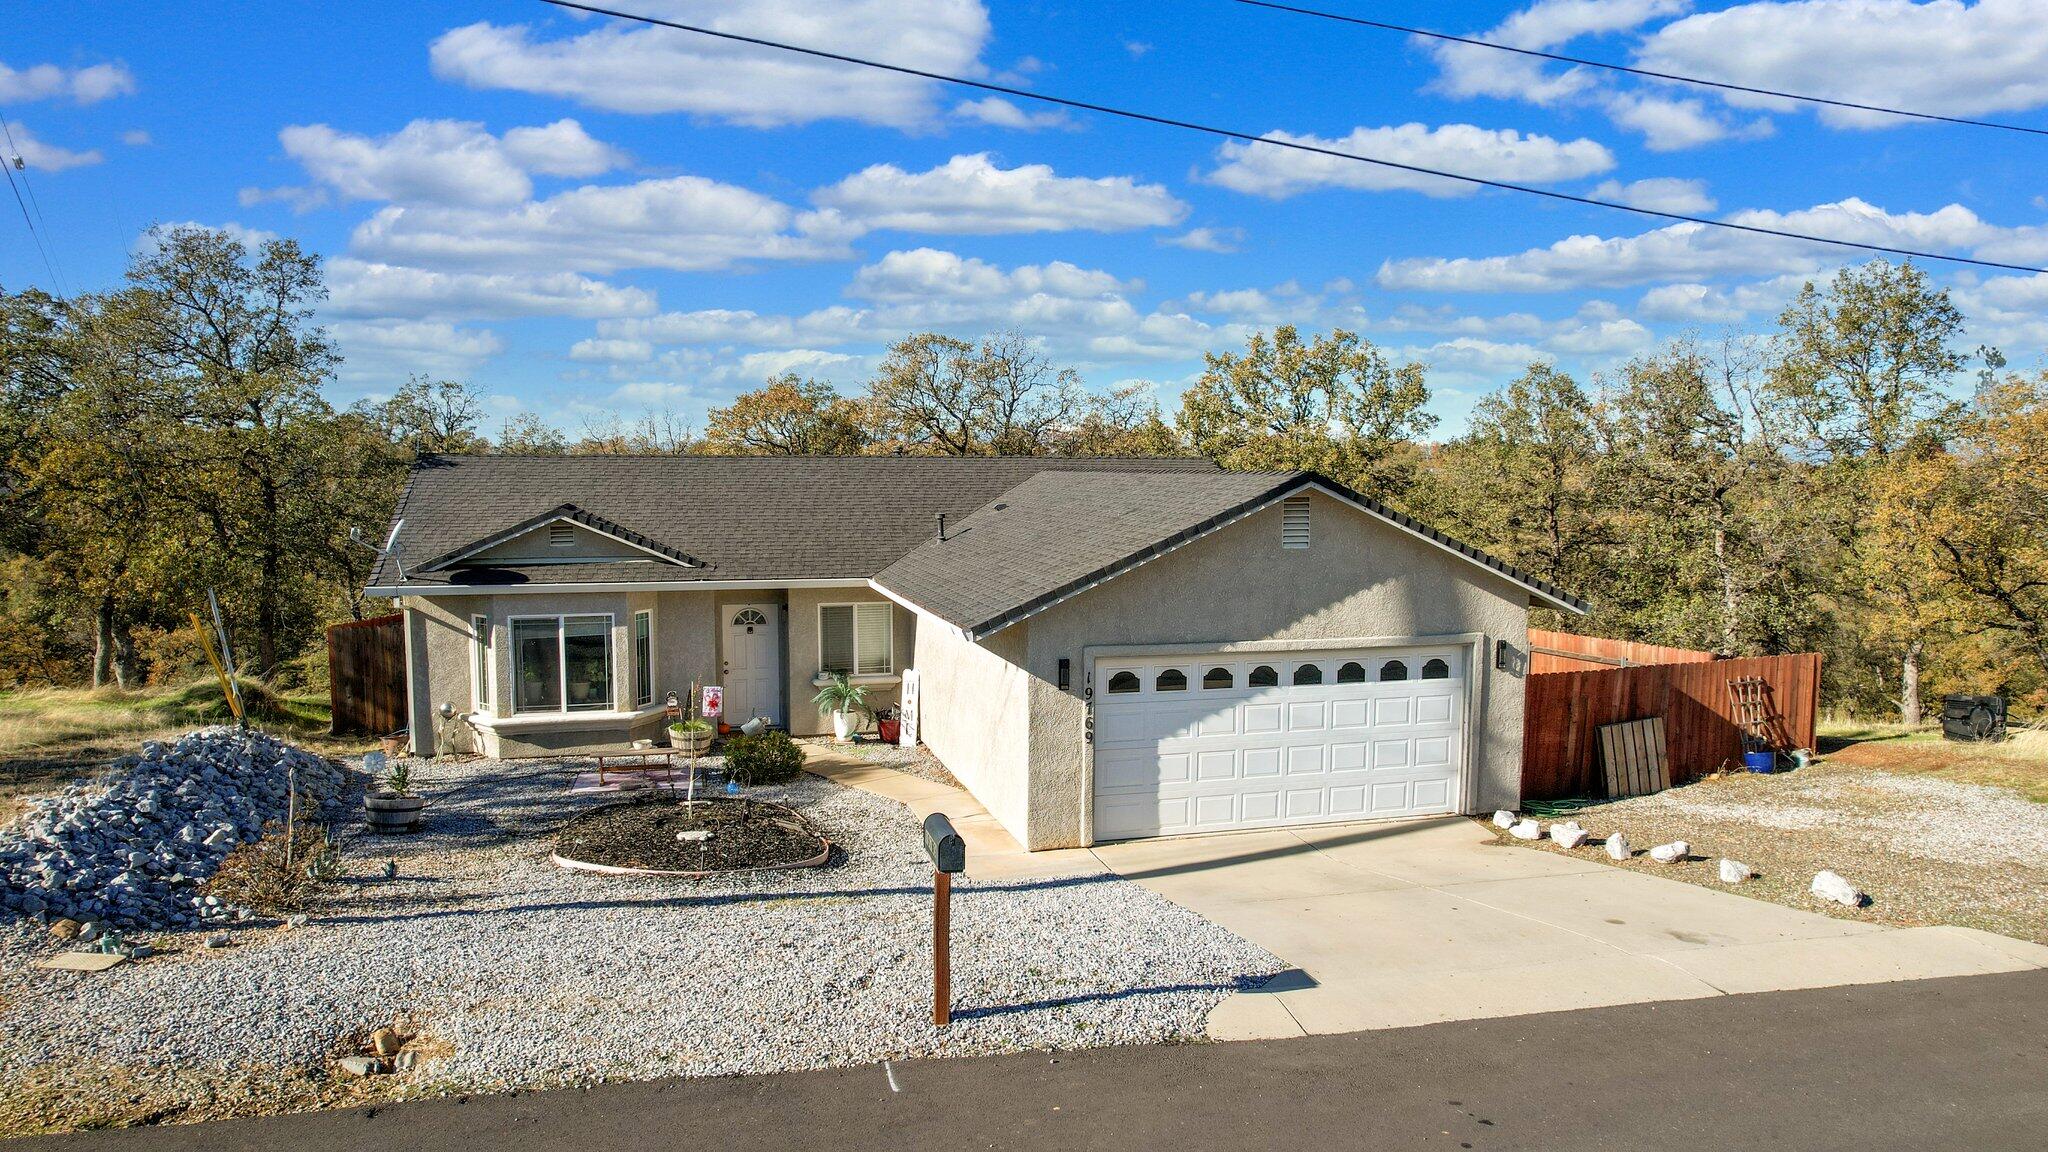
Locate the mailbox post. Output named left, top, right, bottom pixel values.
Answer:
left=922, top=813, right=966, bottom=1026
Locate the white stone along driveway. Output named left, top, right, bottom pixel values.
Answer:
left=1090, top=817, right=2048, bottom=1039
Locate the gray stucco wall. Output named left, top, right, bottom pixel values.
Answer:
left=909, top=617, right=1034, bottom=842
left=954, top=489, right=1529, bottom=849
left=785, top=587, right=916, bottom=737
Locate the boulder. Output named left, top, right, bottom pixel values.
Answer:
left=336, top=1056, right=389, bottom=1078
left=1718, top=859, right=1754, bottom=884
left=49, top=918, right=81, bottom=940
left=1548, top=821, right=1588, bottom=849
left=1508, top=819, right=1543, bottom=840
left=1811, top=870, right=1866, bottom=907
left=1648, top=840, right=1690, bottom=863
left=1492, top=810, right=1517, bottom=829
left=1605, top=833, right=1631, bottom=861
left=370, top=1027, right=406, bottom=1057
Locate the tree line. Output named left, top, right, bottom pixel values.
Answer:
left=3, top=226, right=2043, bottom=722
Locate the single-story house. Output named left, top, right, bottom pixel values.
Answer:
left=367, top=454, right=1585, bottom=849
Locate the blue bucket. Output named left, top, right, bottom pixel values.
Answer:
left=1743, top=750, right=1776, bottom=774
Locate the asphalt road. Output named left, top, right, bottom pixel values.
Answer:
left=25, top=970, right=2048, bottom=1152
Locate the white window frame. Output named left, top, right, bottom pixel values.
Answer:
left=633, top=609, right=654, bottom=708
left=471, top=614, right=493, bottom=713
left=817, top=601, right=894, bottom=677
left=508, top=613, right=616, bottom=714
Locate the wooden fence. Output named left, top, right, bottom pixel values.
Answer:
left=1527, top=628, right=1721, bottom=674
left=1521, top=651, right=1822, bottom=801
left=327, top=613, right=407, bottom=737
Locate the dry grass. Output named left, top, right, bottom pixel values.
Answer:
left=0, top=681, right=354, bottom=825
left=1820, top=719, right=2048, bottom=802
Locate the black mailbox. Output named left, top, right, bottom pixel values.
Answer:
left=922, top=813, right=966, bottom=874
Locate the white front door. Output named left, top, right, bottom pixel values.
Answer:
left=722, top=604, right=782, bottom=725
left=1091, top=647, right=1466, bottom=841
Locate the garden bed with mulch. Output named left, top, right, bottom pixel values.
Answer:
left=551, top=798, right=830, bottom=875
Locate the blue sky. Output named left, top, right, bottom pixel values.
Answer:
left=7, top=0, right=2047, bottom=435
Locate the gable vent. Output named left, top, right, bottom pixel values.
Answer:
left=1281, top=496, right=1311, bottom=549
left=548, top=522, right=575, bottom=548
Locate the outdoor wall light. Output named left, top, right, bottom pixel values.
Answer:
left=1057, top=658, right=1071, bottom=691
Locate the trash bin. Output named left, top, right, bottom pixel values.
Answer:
left=1940, top=695, right=2006, bottom=742
left=1743, top=750, right=1776, bottom=773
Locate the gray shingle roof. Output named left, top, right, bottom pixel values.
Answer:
left=369, top=455, right=1220, bottom=589
left=872, top=470, right=1589, bottom=636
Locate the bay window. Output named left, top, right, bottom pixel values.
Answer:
left=819, top=602, right=893, bottom=677
left=512, top=614, right=614, bottom=713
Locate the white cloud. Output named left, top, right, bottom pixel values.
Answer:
left=238, top=184, right=331, bottom=213
left=430, top=1, right=991, bottom=128
left=500, top=119, right=629, bottom=176
left=1590, top=177, right=1716, bottom=214
left=349, top=174, right=851, bottom=274
left=1428, top=0, right=1690, bottom=103
left=325, top=259, right=657, bottom=320
left=328, top=319, right=506, bottom=382
left=6, top=124, right=103, bottom=172
left=1377, top=198, right=2017, bottom=292
left=569, top=338, right=655, bottom=363
left=1124, top=41, right=1153, bottom=58
left=120, top=129, right=151, bottom=147
left=279, top=118, right=624, bottom=207
left=1160, top=226, right=1246, bottom=253
left=1204, top=122, right=1613, bottom=199
left=601, top=248, right=1252, bottom=365
left=951, top=97, right=1072, bottom=131
left=1638, top=0, right=2048, bottom=127
left=812, top=154, right=1186, bottom=235
left=0, top=60, right=135, bottom=104
left=1637, top=282, right=1747, bottom=323
left=1602, top=91, right=1769, bottom=151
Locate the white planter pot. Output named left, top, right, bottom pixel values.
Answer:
left=831, top=710, right=857, bottom=742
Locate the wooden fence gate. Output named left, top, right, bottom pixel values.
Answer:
left=327, top=613, right=407, bottom=737
left=1521, top=651, right=1821, bottom=801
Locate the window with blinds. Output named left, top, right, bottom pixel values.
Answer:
left=819, top=603, right=893, bottom=676
left=1282, top=495, right=1311, bottom=549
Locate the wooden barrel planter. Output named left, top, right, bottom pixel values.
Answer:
left=364, top=793, right=427, bottom=833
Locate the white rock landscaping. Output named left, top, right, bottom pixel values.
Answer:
left=1606, top=833, right=1631, bottom=861
left=1718, top=859, right=1754, bottom=884
left=1811, top=869, right=1867, bottom=907
left=0, top=728, right=346, bottom=930
left=1509, top=819, right=1543, bottom=840
left=1548, top=822, right=1588, bottom=850
left=1492, top=810, right=1517, bottom=829
left=1648, top=840, right=1691, bottom=864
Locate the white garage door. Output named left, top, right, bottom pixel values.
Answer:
left=1091, top=648, right=1465, bottom=841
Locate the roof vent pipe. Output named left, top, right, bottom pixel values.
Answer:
left=935, top=513, right=947, bottom=543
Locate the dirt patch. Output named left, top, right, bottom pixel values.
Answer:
left=552, top=798, right=830, bottom=874
left=1496, top=762, right=2048, bottom=945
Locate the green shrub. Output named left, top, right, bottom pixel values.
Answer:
left=723, top=729, right=805, bottom=785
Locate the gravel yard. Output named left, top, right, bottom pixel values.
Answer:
left=1491, top=756, right=2048, bottom=946
left=0, top=751, right=1277, bottom=1136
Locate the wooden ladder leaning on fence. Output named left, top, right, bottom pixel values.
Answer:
left=1726, top=676, right=1776, bottom=756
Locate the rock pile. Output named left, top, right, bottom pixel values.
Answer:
left=0, top=727, right=346, bottom=930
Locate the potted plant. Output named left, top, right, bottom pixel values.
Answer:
left=364, top=761, right=427, bottom=833
left=812, top=672, right=870, bottom=742
left=669, top=716, right=714, bottom=755
left=875, top=705, right=901, bottom=745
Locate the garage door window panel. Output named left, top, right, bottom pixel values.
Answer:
left=1106, top=670, right=1140, bottom=694
left=1292, top=663, right=1324, bottom=686
left=1202, top=666, right=1234, bottom=689
left=1380, top=659, right=1408, bottom=681
left=1156, top=668, right=1188, bottom=692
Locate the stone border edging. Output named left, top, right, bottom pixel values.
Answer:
left=548, top=799, right=832, bottom=878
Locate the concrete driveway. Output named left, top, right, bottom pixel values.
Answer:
left=1091, top=816, right=2048, bottom=1039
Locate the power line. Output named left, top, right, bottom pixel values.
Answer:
left=536, top=0, right=2048, bottom=276
left=1231, top=0, right=2048, bottom=139
left=0, top=109, right=68, bottom=298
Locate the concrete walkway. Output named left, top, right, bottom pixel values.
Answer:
left=803, top=747, right=2048, bottom=1040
